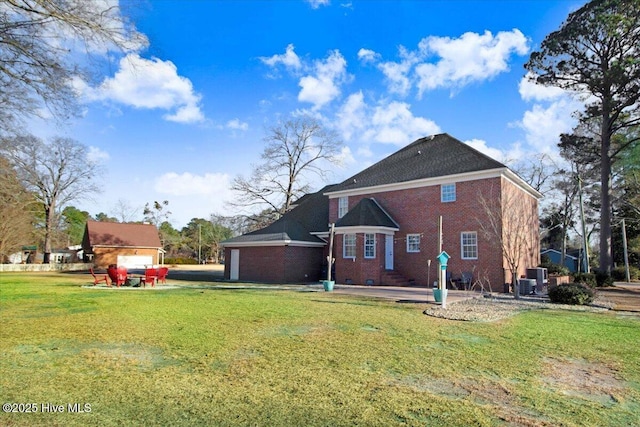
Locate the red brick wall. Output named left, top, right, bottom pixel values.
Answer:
left=223, top=246, right=323, bottom=283
left=331, top=176, right=539, bottom=291
left=334, top=233, right=386, bottom=285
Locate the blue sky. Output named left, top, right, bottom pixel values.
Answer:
left=34, top=0, right=586, bottom=228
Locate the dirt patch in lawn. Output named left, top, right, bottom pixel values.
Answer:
left=393, top=375, right=554, bottom=426
left=394, top=357, right=630, bottom=425
left=541, top=356, right=627, bottom=406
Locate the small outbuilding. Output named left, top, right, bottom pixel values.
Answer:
left=82, top=220, right=164, bottom=268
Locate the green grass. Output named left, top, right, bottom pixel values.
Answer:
left=1, top=272, right=639, bottom=426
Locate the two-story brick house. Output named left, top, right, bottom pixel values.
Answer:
left=222, top=134, right=541, bottom=291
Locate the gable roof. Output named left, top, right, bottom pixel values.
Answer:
left=221, top=186, right=333, bottom=247
left=327, top=133, right=507, bottom=194
left=336, top=198, right=399, bottom=229
left=84, top=220, right=162, bottom=248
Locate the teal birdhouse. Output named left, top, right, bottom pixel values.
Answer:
left=437, top=251, right=450, bottom=269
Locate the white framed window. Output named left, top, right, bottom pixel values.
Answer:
left=338, top=196, right=348, bottom=218
left=343, top=234, right=356, bottom=258
left=406, top=234, right=420, bottom=253
left=364, top=233, right=376, bottom=258
left=461, top=232, right=478, bottom=259
left=441, top=183, right=456, bottom=202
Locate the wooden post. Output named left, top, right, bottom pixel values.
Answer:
left=327, top=223, right=335, bottom=282
left=438, top=216, right=442, bottom=290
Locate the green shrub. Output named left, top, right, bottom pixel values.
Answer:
left=611, top=266, right=640, bottom=281
left=540, top=256, right=571, bottom=275
left=549, top=263, right=570, bottom=275
left=548, top=283, right=594, bottom=305
left=595, top=271, right=614, bottom=287
left=572, top=272, right=596, bottom=287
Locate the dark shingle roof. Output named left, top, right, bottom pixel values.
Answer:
left=328, top=133, right=506, bottom=193
left=222, top=185, right=333, bottom=245
left=335, top=198, right=399, bottom=229
left=84, top=220, right=162, bottom=248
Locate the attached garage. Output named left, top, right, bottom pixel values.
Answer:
left=221, top=188, right=331, bottom=284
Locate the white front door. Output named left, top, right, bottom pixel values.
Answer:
left=385, top=235, right=394, bottom=270
left=230, top=249, right=240, bottom=280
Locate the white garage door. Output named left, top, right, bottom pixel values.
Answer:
left=117, top=255, right=153, bottom=269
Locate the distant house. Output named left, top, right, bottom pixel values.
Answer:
left=82, top=220, right=164, bottom=268
left=7, top=245, right=37, bottom=264
left=221, top=134, right=541, bottom=290
left=541, top=248, right=585, bottom=273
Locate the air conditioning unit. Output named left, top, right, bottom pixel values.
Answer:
left=526, top=268, right=548, bottom=294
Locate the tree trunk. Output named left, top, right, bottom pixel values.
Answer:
left=512, top=271, right=520, bottom=300
left=599, top=111, right=612, bottom=274
left=43, top=206, right=54, bottom=264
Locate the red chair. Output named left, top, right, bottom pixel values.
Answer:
left=157, top=267, right=169, bottom=284
left=141, top=268, right=157, bottom=287
left=115, top=266, right=128, bottom=287
left=90, top=268, right=110, bottom=287
left=107, top=265, right=118, bottom=284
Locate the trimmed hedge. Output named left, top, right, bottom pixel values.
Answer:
left=164, top=257, right=198, bottom=265
left=548, top=283, right=594, bottom=305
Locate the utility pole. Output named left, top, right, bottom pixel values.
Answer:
left=578, top=175, right=590, bottom=273
left=198, top=223, right=202, bottom=264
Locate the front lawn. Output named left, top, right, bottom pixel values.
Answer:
left=1, top=272, right=639, bottom=426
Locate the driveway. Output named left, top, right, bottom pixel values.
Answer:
left=598, top=282, right=640, bottom=312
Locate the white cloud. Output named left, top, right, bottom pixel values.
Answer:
left=518, top=73, right=567, bottom=101
left=336, top=92, right=440, bottom=146
left=516, top=75, right=583, bottom=154
left=335, top=91, right=368, bottom=140
left=259, top=44, right=302, bottom=71
left=78, top=53, right=205, bottom=124
left=367, top=101, right=440, bottom=145
left=357, top=48, right=380, bottom=63
left=306, top=0, right=330, bottom=9
left=226, top=119, right=249, bottom=131
left=87, top=146, right=110, bottom=163
left=164, top=104, right=204, bottom=124
left=415, top=29, right=529, bottom=95
left=378, top=46, right=419, bottom=97
left=518, top=100, right=579, bottom=153
left=298, top=50, right=349, bottom=109
left=334, top=145, right=355, bottom=166
left=464, top=139, right=507, bottom=162
left=155, top=172, right=231, bottom=196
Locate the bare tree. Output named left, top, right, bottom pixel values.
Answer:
left=111, top=198, right=140, bottom=223
left=510, top=153, right=558, bottom=196
left=0, top=0, right=146, bottom=134
left=477, top=183, right=539, bottom=299
left=0, top=155, right=36, bottom=261
left=1, top=135, right=103, bottom=263
left=230, top=116, right=343, bottom=222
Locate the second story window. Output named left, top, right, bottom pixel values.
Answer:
left=441, top=183, right=456, bottom=202
left=338, top=196, right=348, bottom=218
